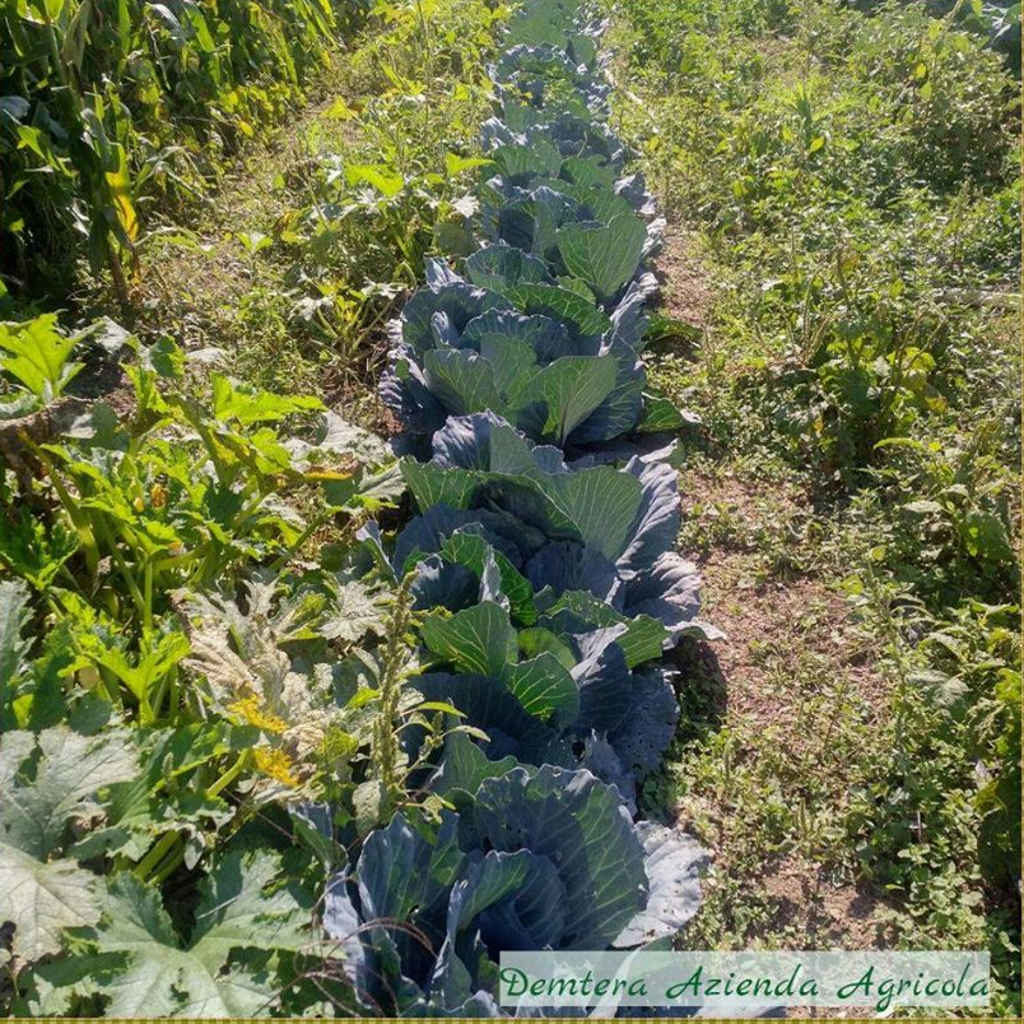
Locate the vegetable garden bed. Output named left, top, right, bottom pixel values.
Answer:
left=4, top=0, right=1019, bottom=1013
left=1, top=0, right=725, bottom=1015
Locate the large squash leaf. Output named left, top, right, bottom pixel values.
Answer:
left=0, top=579, right=33, bottom=687
left=0, top=727, right=138, bottom=959
left=0, top=727, right=139, bottom=861
left=0, top=845, right=102, bottom=962
left=82, top=849, right=311, bottom=1017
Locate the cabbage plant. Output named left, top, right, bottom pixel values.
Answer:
left=396, top=414, right=714, bottom=645
left=380, top=263, right=676, bottom=453
left=324, top=763, right=707, bottom=1016
left=408, top=598, right=680, bottom=793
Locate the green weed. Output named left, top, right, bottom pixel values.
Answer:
left=612, top=0, right=1020, bottom=1010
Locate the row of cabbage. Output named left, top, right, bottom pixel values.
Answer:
left=322, top=0, right=716, bottom=1014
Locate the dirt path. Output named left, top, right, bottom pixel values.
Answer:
left=651, top=223, right=896, bottom=977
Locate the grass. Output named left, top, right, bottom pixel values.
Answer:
left=607, top=0, right=1021, bottom=1013
left=648, top=414, right=1021, bottom=1015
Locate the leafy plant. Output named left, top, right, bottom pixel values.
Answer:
left=0, top=726, right=139, bottom=962
left=382, top=257, right=681, bottom=450
left=0, top=315, right=83, bottom=409
left=15, top=847, right=317, bottom=1017
left=1, top=0, right=722, bottom=1017
left=306, top=0, right=720, bottom=1014
left=410, top=597, right=681, bottom=797
left=270, top=0, right=504, bottom=363
left=396, top=414, right=713, bottom=644
left=324, top=763, right=706, bottom=1015
left=608, top=0, right=1019, bottom=1001
left=0, top=0, right=362, bottom=300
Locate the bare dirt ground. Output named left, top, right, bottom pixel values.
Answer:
left=653, top=223, right=896, bottom=988
left=657, top=226, right=714, bottom=329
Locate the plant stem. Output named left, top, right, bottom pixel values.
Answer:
left=151, top=844, right=186, bottom=885
left=134, top=830, right=180, bottom=882
left=167, top=666, right=180, bottom=723
left=94, top=516, right=147, bottom=622
left=207, top=751, right=250, bottom=798
left=143, top=558, right=154, bottom=634
left=372, top=571, right=417, bottom=816
left=108, top=245, right=130, bottom=311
